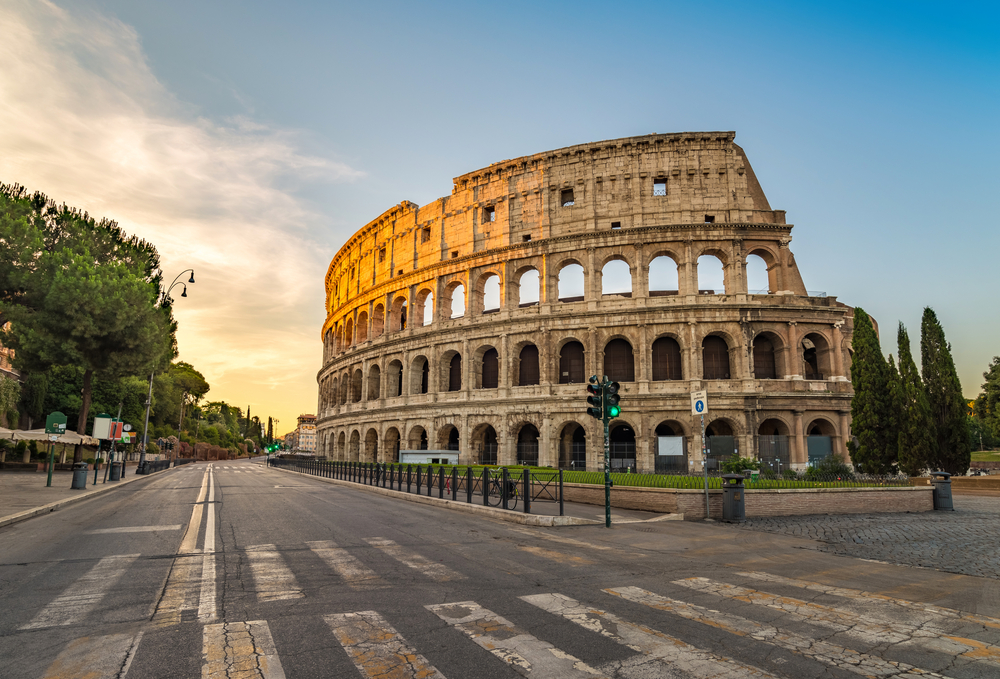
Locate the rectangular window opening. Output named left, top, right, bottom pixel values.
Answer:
left=704, top=215, right=715, bottom=223
left=611, top=221, right=622, bottom=230
left=421, top=227, right=431, bottom=243
left=560, top=188, right=575, bottom=207
left=451, top=251, right=459, bottom=258
left=522, top=234, right=532, bottom=242
left=483, top=206, right=496, bottom=223
left=379, top=248, right=386, bottom=263
left=653, top=179, right=667, bottom=196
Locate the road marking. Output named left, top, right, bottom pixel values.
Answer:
left=87, top=525, right=182, bottom=534
left=508, top=527, right=612, bottom=551
left=522, top=592, right=776, bottom=678
left=738, top=571, right=1000, bottom=630
left=199, top=466, right=218, bottom=621
left=324, top=610, right=445, bottom=679
left=518, top=545, right=594, bottom=566
left=41, top=631, right=143, bottom=679
left=179, top=467, right=211, bottom=555
left=363, top=537, right=465, bottom=582
left=22, top=554, right=141, bottom=629
left=245, top=544, right=303, bottom=602
left=427, top=600, right=605, bottom=677
left=203, top=620, right=286, bottom=679
left=607, top=586, right=945, bottom=678
left=151, top=555, right=201, bottom=628
left=306, top=540, right=388, bottom=590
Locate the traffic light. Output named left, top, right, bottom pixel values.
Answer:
left=586, top=375, right=603, bottom=419
left=604, top=381, right=621, bottom=419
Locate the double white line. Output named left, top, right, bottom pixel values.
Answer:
left=169, top=464, right=218, bottom=623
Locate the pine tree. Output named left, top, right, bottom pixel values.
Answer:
left=920, top=308, right=971, bottom=474
left=896, top=323, right=936, bottom=476
left=848, top=308, right=898, bottom=473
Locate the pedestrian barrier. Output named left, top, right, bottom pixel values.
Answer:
left=267, top=458, right=564, bottom=516
left=136, top=459, right=171, bottom=474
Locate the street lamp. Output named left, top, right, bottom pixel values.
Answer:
left=138, top=269, right=195, bottom=471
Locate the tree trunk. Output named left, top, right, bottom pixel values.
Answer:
left=74, top=368, right=93, bottom=463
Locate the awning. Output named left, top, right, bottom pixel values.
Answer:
left=10, top=429, right=99, bottom=445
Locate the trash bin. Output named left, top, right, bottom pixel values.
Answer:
left=721, top=473, right=746, bottom=523
left=109, top=461, right=122, bottom=481
left=71, top=461, right=89, bottom=490
left=930, top=471, right=953, bottom=510
left=743, top=469, right=760, bottom=483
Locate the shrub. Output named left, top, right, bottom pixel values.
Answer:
left=805, top=454, right=854, bottom=480
left=720, top=455, right=760, bottom=474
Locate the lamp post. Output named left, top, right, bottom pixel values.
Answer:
left=138, top=269, right=195, bottom=471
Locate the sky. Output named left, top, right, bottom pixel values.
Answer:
left=1, top=0, right=997, bottom=434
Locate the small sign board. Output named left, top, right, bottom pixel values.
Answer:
left=92, top=414, right=112, bottom=440
left=45, top=411, right=67, bottom=435
left=120, top=432, right=134, bottom=443
left=123, top=424, right=132, bottom=432
left=690, top=390, right=708, bottom=415
left=109, top=421, right=124, bottom=440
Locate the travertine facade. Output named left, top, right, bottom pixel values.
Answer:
left=317, top=132, right=854, bottom=472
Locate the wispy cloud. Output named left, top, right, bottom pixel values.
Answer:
left=0, top=0, right=359, bottom=423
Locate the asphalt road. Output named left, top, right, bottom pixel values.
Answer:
left=2, top=459, right=999, bottom=679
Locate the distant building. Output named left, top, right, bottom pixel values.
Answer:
left=296, top=414, right=317, bottom=453
left=0, top=323, right=20, bottom=383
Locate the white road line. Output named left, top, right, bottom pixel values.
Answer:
left=522, top=592, right=776, bottom=678
left=306, top=540, right=388, bottom=590
left=325, top=610, right=446, bottom=679
left=87, top=525, right=182, bottom=534
left=21, top=554, right=141, bottom=629
left=41, top=631, right=143, bottom=679
left=203, top=620, right=286, bottom=679
left=245, top=544, right=303, bottom=602
left=428, top=600, right=604, bottom=677
left=199, top=466, right=217, bottom=621
left=607, top=586, right=948, bottom=678
left=363, top=537, right=465, bottom=581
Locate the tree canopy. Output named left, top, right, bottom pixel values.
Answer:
left=920, top=308, right=970, bottom=474
left=848, top=308, right=898, bottom=474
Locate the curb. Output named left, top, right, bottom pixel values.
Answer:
left=265, top=464, right=604, bottom=526
left=0, top=469, right=166, bottom=530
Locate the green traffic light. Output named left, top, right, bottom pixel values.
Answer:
left=608, top=405, right=620, bottom=417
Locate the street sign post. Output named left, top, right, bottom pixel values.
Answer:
left=44, top=411, right=67, bottom=488
left=691, top=390, right=711, bottom=519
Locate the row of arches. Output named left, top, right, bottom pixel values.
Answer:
left=319, top=329, right=840, bottom=408
left=325, top=249, right=789, bottom=358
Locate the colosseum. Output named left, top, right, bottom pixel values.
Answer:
left=317, top=132, right=854, bottom=473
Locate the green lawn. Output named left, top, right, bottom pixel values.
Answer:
left=971, top=450, right=1000, bottom=462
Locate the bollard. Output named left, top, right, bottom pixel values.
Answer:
left=501, top=467, right=509, bottom=511
left=466, top=467, right=473, bottom=503
left=482, top=468, right=490, bottom=506
left=522, top=468, right=530, bottom=514
left=438, top=467, right=444, bottom=499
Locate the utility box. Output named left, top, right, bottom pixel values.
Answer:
left=721, top=473, right=746, bottom=523
left=399, top=450, right=459, bottom=465
left=930, top=471, right=953, bottom=511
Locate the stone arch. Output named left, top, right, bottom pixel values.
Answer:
left=336, top=431, right=346, bottom=461
left=447, top=282, right=466, bottom=318
left=801, top=331, right=834, bottom=380
left=356, top=310, right=369, bottom=342
left=474, top=344, right=499, bottom=389
left=330, top=376, right=339, bottom=407
left=556, top=420, right=587, bottom=469
left=471, top=270, right=503, bottom=315
left=515, top=422, right=540, bottom=466
left=336, top=324, right=344, bottom=353
left=390, top=295, right=408, bottom=332
left=407, top=424, right=429, bottom=450
left=386, top=359, right=403, bottom=397
left=558, top=338, right=586, bottom=384
left=752, top=330, right=785, bottom=380
left=556, top=260, right=585, bottom=302
left=745, top=253, right=770, bottom=294
left=348, top=429, right=361, bottom=462
left=345, top=317, right=354, bottom=347
left=437, top=423, right=460, bottom=451
left=651, top=335, right=683, bottom=381
left=806, top=416, right=837, bottom=437
left=609, top=420, right=637, bottom=471
left=364, top=427, right=379, bottom=462
left=471, top=422, right=499, bottom=464
left=603, top=337, right=635, bottom=382
left=440, top=349, right=462, bottom=392
left=697, top=252, right=727, bottom=294
left=367, top=363, right=381, bottom=400
left=706, top=417, right=741, bottom=437
left=351, top=368, right=363, bottom=402
left=339, top=372, right=350, bottom=404
left=409, top=355, right=430, bottom=395
left=371, top=303, right=385, bottom=338
left=654, top=418, right=688, bottom=471
left=758, top=417, right=791, bottom=436
left=514, top=266, right=540, bottom=307
left=383, top=427, right=400, bottom=463
left=601, top=257, right=632, bottom=297
left=415, top=287, right=434, bottom=327
left=702, top=333, right=733, bottom=380
left=516, top=342, right=540, bottom=386
left=648, top=253, right=680, bottom=296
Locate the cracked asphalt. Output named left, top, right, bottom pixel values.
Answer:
left=737, top=496, right=1000, bottom=579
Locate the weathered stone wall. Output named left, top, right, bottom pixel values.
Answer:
left=317, top=132, right=855, bottom=473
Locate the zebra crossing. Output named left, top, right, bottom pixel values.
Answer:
left=20, top=535, right=1000, bottom=679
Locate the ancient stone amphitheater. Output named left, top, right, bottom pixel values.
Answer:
left=318, top=132, right=854, bottom=473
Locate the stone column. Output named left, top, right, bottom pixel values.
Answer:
left=688, top=321, right=700, bottom=383
left=360, top=359, right=369, bottom=403
left=499, top=334, right=509, bottom=397
left=637, top=418, right=653, bottom=473
left=540, top=416, right=554, bottom=467
left=839, top=410, right=852, bottom=463
left=462, top=338, right=471, bottom=392
left=785, top=321, right=801, bottom=379
left=831, top=321, right=846, bottom=380
left=500, top=423, right=516, bottom=466
left=540, top=329, right=551, bottom=386
left=586, top=247, right=597, bottom=308
left=792, top=410, right=806, bottom=468
left=638, top=324, right=650, bottom=389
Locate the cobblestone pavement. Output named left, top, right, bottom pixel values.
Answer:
left=738, top=496, right=1000, bottom=579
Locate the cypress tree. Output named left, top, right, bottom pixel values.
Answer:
left=848, top=308, right=898, bottom=473
left=896, top=323, right=935, bottom=476
left=920, top=308, right=971, bottom=474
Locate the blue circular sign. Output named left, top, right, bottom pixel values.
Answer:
left=695, top=400, right=705, bottom=413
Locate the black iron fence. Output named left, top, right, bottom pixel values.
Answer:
left=136, top=459, right=172, bottom=474
left=267, top=458, right=564, bottom=516
left=174, top=458, right=196, bottom=467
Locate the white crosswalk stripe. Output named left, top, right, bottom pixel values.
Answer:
left=324, top=610, right=446, bottom=678
left=40, top=631, right=142, bottom=679
left=245, top=544, right=304, bottom=602
left=203, top=620, right=286, bottom=679
left=522, top=592, right=777, bottom=678
left=306, top=540, right=388, bottom=590
left=21, top=554, right=141, bottom=629
left=427, top=600, right=605, bottom=677
left=363, top=537, right=465, bottom=581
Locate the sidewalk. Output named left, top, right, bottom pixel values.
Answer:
left=0, top=467, right=150, bottom=528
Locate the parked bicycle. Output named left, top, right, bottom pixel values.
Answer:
left=487, top=475, right=519, bottom=510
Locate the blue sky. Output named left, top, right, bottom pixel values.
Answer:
left=2, top=0, right=997, bottom=431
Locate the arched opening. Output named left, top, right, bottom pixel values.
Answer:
left=559, top=423, right=587, bottom=470
left=697, top=254, right=726, bottom=294
left=475, top=425, right=498, bottom=465
left=655, top=421, right=687, bottom=472
left=351, top=368, right=363, bottom=402
left=391, top=297, right=408, bottom=332
left=746, top=254, right=769, bottom=294
left=806, top=418, right=836, bottom=466
left=356, top=311, right=369, bottom=343
left=367, top=364, right=381, bottom=400
left=516, top=424, right=539, bottom=466
left=450, top=284, right=466, bottom=318
left=517, top=344, right=540, bottom=386
left=420, top=290, right=434, bottom=326
left=609, top=423, right=636, bottom=471
left=652, top=336, right=682, bottom=381
left=349, top=430, right=361, bottom=462
left=603, top=338, right=635, bottom=382
left=602, top=259, right=632, bottom=297
left=371, top=304, right=385, bottom=338
left=340, top=373, right=349, bottom=404
left=752, top=334, right=778, bottom=379
left=705, top=419, right=736, bottom=470
left=758, top=418, right=790, bottom=473
left=702, top=335, right=731, bottom=380
left=331, top=376, right=339, bottom=406
left=448, top=353, right=462, bottom=392
left=407, top=426, right=428, bottom=451
left=557, top=263, right=585, bottom=302
left=438, top=425, right=460, bottom=451
left=480, top=347, right=499, bottom=389
left=337, top=431, right=346, bottom=460
left=559, top=341, right=585, bottom=384
left=345, top=318, right=354, bottom=347
left=383, top=427, right=400, bottom=463
left=386, top=360, right=403, bottom=397
left=410, top=356, right=429, bottom=394
left=802, top=333, right=832, bottom=380
left=518, top=269, right=540, bottom=307
left=483, top=274, right=501, bottom=313
left=364, top=428, right=379, bottom=463
left=648, top=256, right=679, bottom=296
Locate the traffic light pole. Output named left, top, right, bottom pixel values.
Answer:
left=603, top=414, right=611, bottom=529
